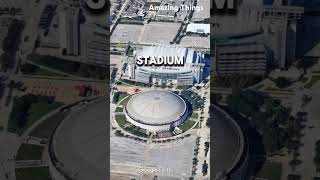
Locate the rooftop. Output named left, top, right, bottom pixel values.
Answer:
left=125, top=91, right=187, bottom=125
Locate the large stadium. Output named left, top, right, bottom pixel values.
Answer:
left=124, top=90, right=189, bottom=132
left=127, top=46, right=207, bottom=86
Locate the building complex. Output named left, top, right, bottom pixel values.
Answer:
left=126, top=45, right=207, bottom=86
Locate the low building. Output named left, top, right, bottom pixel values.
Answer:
left=80, top=24, right=108, bottom=66
left=186, top=23, right=210, bottom=35
left=155, top=0, right=192, bottom=21
left=216, top=43, right=267, bottom=76
left=59, top=8, right=80, bottom=56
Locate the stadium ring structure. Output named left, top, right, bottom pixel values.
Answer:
left=211, top=105, right=249, bottom=180
left=48, top=98, right=107, bottom=180
left=124, top=90, right=189, bottom=132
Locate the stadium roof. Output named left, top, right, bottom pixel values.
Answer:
left=136, top=46, right=203, bottom=73
left=125, top=91, right=187, bottom=125
left=136, top=46, right=187, bottom=59
left=211, top=105, right=246, bottom=178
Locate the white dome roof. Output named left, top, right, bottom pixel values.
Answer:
left=125, top=91, right=187, bottom=125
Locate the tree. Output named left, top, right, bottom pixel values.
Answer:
left=20, top=63, right=37, bottom=74
left=296, top=58, right=317, bottom=73
left=202, top=160, right=208, bottom=175
left=287, top=174, right=302, bottom=180
left=275, top=77, right=292, bottom=88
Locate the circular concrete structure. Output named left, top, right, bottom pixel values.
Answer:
left=49, top=99, right=107, bottom=180
left=85, top=0, right=106, bottom=10
left=124, top=91, right=188, bottom=131
left=211, top=105, right=249, bottom=180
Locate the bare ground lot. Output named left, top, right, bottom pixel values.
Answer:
left=110, top=132, right=196, bottom=178
left=111, top=24, right=143, bottom=44
left=191, top=0, right=210, bottom=21
left=140, top=22, right=181, bottom=45
left=111, top=22, right=181, bottom=45
left=180, top=36, right=210, bottom=48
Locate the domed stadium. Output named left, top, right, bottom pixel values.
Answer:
left=49, top=99, right=107, bottom=180
left=124, top=90, right=189, bottom=131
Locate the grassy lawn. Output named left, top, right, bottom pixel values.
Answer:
left=115, top=115, right=127, bottom=128
left=8, top=100, right=64, bottom=136
left=15, top=167, right=51, bottom=180
left=305, top=76, right=320, bottom=89
left=31, top=68, right=65, bottom=77
left=16, top=143, right=44, bottom=160
left=117, top=80, right=135, bottom=87
left=125, top=125, right=147, bottom=137
left=194, top=122, right=200, bottom=129
left=119, top=96, right=130, bottom=106
left=301, top=77, right=309, bottom=83
left=191, top=112, right=198, bottom=119
left=115, top=107, right=124, bottom=113
left=19, top=102, right=63, bottom=135
left=118, top=94, right=128, bottom=103
left=29, top=112, right=65, bottom=139
left=28, top=102, right=63, bottom=123
left=265, top=87, right=294, bottom=93
left=179, top=120, right=196, bottom=132
left=257, top=161, right=282, bottom=180
left=27, top=54, right=107, bottom=80
left=21, top=63, right=65, bottom=77
left=253, top=84, right=265, bottom=90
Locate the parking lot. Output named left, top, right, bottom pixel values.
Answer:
left=111, top=24, right=143, bottom=43
left=180, top=36, right=210, bottom=48
left=140, top=22, right=181, bottom=45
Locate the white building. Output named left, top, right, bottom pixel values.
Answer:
left=132, top=46, right=207, bottom=86
left=59, top=8, right=80, bottom=56
left=125, top=91, right=189, bottom=132
left=186, top=23, right=210, bottom=34
left=127, top=61, right=135, bottom=79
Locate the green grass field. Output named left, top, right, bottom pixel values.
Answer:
left=119, top=96, right=130, bottom=106
left=305, top=76, right=320, bottom=89
left=194, top=122, right=200, bottom=129
left=28, top=102, right=63, bottom=123
left=115, top=107, right=124, bottom=113
left=115, top=115, right=127, bottom=128
left=30, top=68, right=65, bottom=77
left=29, top=112, right=65, bottom=139
left=179, top=120, right=196, bottom=132
left=21, top=63, right=65, bottom=77
left=191, top=112, right=198, bottom=119
left=9, top=101, right=63, bottom=136
left=15, top=167, right=51, bottom=180
left=118, top=94, right=128, bottom=103
left=18, top=102, right=63, bottom=135
left=125, top=125, right=148, bottom=137
left=257, top=161, right=282, bottom=180
left=28, top=54, right=107, bottom=80
left=16, top=143, right=44, bottom=160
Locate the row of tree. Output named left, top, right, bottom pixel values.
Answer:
left=0, top=19, right=25, bottom=71
left=9, top=94, right=55, bottom=132
left=180, top=90, right=204, bottom=110
left=226, top=90, right=307, bottom=154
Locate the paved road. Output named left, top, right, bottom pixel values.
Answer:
left=110, top=0, right=130, bottom=32
left=293, top=83, right=320, bottom=180
left=195, top=89, right=210, bottom=179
